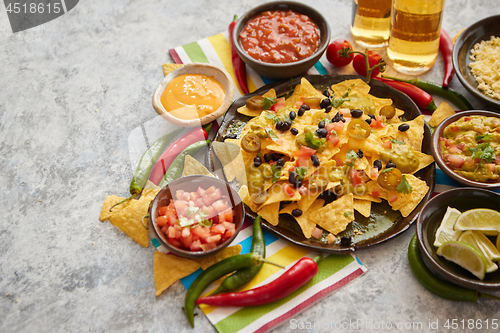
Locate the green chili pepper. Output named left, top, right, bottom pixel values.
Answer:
left=158, top=139, right=211, bottom=187
left=184, top=253, right=263, bottom=327
left=109, top=129, right=182, bottom=212
left=382, top=75, right=474, bottom=111
left=210, top=216, right=266, bottom=295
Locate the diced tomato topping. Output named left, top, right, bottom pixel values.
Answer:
left=294, top=101, right=304, bottom=109
left=282, top=183, right=295, bottom=197
left=175, top=190, right=185, bottom=200
left=328, top=135, right=340, bottom=146
left=349, top=169, right=364, bottom=186
left=181, top=227, right=191, bottom=238
left=382, top=141, right=392, bottom=149
left=222, top=221, right=235, bottom=231
left=444, top=139, right=452, bottom=147
left=190, top=192, right=199, bottom=201
left=298, top=185, right=309, bottom=196
left=293, top=146, right=316, bottom=159
left=370, top=167, right=379, bottom=179
left=334, top=158, right=344, bottom=166
left=276, top=138, right=284, bottom=146
left=181, top=233, right=193, bottom=249
left=372, top=188, right=381, bottom=197
left=168, top=226, right=177, bottom=239
left=296, top=157, right=310, bottom=168
left=447, top=144, right=461, bottom=154
left=450, top=126, right=460, bottom=132
left=174, top=200, right=187, bottom=217
left=370, top=117, right=385, bottom=129
left=271, top=97, right=286, bottom=112
left=488, top=163, right=496, bottom=173
left=212, top=199, right=228, bottom=212
left=223, top=209, right=233, bottom=223
left=445, top=154, right=465, bottom=169
left=327, top=233, right=336, bottom=244
left=339, top=108, right=351, bottom=117
left=495, top=156, right=500, bottom=164
left=156, top=216, right=168, bottom=227
left=312, top=227, right=323, bottom=239
left=388, top=191, right=399, bottom=203
left=456, top=143, right=465, bottom=151
left=326, top=121, right=344, bottom=134
left=169, top=238, right=183, bottom=249
left=464, top=117, right=471, bottom=121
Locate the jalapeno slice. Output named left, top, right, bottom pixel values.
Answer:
left=377, top=167, right=403, bottom=191
left=246, top=96, right=264, bottom=111
left=346, top=118, right=371, bottom=139
left=380, top=105, right=396, bottom=119
left=241, top=133, right=261, bottom=153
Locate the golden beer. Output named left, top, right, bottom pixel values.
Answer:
left=350, top=0, right=392, bottom=48
left=387, top=0, right=445, bottom=75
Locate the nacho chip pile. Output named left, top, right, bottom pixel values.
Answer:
left=225, top=78, right=433, bottom=241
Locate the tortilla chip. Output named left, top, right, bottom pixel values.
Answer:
left=99, top=195, right=134, bottom=221
left=258, top=202, right=280, bottom=226
left=212, top=141, right=236, bottom=181
left=237, top=89, right=277, bottom=117
left=354, top=199, right=372, bottom=218
left=308, top=193, right=355, bottom=235
left=109, top=190, right=159, bottom=247
left=383, top=115, right=425, bottom=151
left=225, top=141, right=247, bottom=183
left=144, top=180, right=161, bottom=190
left=428, top=102, right=455, bottom=127
left=193, top=245, right=242, bottom=270
left=281, top=199, right=325, bottom=238
left=412, top=151, right=435, bottom=174
left=182, top=155, right=214, bottom=178
left=296, top=191, right=321, bottom=212
left=353, top=193, right=383, bottom=203
left=154, top=252, right=200, bottom=296
left=331, top=79, right=371, bottom=98
left=162, top=63, right=183, bottom=76
left=264, top=181, right=301, bottom=206
left=390, top=175, right=429, bottom=217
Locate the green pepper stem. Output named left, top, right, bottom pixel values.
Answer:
left=338, top=47, right=386, bottom=83
left=108, top=194, right=137, bottom=212
left=479, top=293, right=500, bottom=301
left=141, top=214, right=150, bottom=230
left=260, top=259, right=285, bottom=269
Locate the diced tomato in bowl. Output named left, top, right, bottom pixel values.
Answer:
left=149, top=175, right=244, bottom=258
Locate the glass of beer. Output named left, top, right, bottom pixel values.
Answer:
left=387, top=0, right=446, bottom=75
left=350, top=0, right=392, bottom=48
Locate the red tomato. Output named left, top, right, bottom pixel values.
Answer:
left=159, top=206, right=168, bottom=216
left=445, top=154, right=465, bottom=169
left=382, top=141, right=392, bottom=149
left=388, top=191, right=399, bottom=203
left=370, top=117, right=385, bottom=129
left=282, top=183, right=295, bottom=197
left=293, top=146, right=316, bottom=159
left=326, top=39, right=353, bottom=67
left=352, top=51, right=382, bottom=77
left=328, top=135, right=340, bottom=146
left=156, top=216, right=168, bottom=227
left=271, top=97, right=286, bottom=112
left=349, top=169, right=364, bottom=186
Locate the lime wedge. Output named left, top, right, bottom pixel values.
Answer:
left=434, top=207, right=462, bottom=247
left=436, top=241, right=488, bottom=280
left=458, top=230, right=499, bottom=273
left=455, top=208, right=500, bottom=232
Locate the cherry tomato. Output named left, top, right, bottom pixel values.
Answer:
left=352, top=51, right=381, bottom=77
left=377, top=167, right=403, bottom=191
left=326, top=39, right=353, bottom=67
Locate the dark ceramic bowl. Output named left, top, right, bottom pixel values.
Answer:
left=452, top=15, right=500, bottom=110
left=149, top=175, right=244, bottom=259
left=431, top=110, right=500, bottom=189
left=208, top=74, right=436, bottom=253
left=416, top=188, right=500, bottom=291
left=233, top=1, right=331, bottom=80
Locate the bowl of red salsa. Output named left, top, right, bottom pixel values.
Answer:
left=431, top=110, right=500, bottom=189
left=233, top=1, right=331, bottom=79
left=149, top=175, right=245, bottom=258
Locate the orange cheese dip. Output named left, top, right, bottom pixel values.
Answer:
left=240, top=10, right=320, bottom=64
left=161, top=74, right=225, bottom=120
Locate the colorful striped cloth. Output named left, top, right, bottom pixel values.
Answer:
left=153, top=31, right=366, bottom=333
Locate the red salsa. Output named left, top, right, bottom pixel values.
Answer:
left=156, top=185, right=236, bottom=251
left=239, top=10, right=320, bottom=64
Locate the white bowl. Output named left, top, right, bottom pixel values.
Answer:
left=152, top=63, right=235, bottom=127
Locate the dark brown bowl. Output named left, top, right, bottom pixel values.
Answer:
left=452, top=15, right=500, bottom=110
left=149, top=175, right=245, bottom=258
left=416, top=188, right=500, bottom=291
left=207, top=74, right=436, bottom=253
left=431, top=110, right=500, bottom=189
left=233, top=1, right=331, bottom=79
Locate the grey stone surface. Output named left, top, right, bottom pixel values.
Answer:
left=0, top=0, right=499, bottom=332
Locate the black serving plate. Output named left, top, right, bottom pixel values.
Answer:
left=207, top=74, right=436, bottom=253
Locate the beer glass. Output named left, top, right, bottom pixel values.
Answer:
left=387, top=0, right=446, bottom=75
left=351, top=0, right=392, bottom=48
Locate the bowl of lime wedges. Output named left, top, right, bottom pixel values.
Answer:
left=416, top=187, right=500, bottom=291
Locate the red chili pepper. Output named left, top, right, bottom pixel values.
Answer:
left=439, top=29, right=454, bottom=87
left=148, top=127, right=209, bottom=185
left=196, top=256, right=320, bottom=307
left=373, top=77, right=437, bottom=112
left=229, top=15, right=249, bottom=95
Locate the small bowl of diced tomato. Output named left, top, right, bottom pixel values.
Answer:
left=431, top=110, right=500, bottom=189
left=149, top=175, right=245, bottom=258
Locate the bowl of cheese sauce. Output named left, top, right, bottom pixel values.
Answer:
left=153, top=63, right=234, bottom=127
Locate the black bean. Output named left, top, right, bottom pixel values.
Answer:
left=298, top=104, right=310, bottom=116
left=322, top=89, right=332, bottom=98
left=289, top=171, right=297, bottom=184
left=223, top=133, right=237, bottom=141
left=332, top=112, right=342, bottom=123
left=398, top=123, right=410, bottom=132
left=368, top=114, right=376, bottom=120
left=316, top=128, right=328, bottom=138
left=365, top=118, right=372, bottom=125
left=340, top=236, right=352, bottom=246
left=283, top=121, right=292, bottom=131
left=357, top=149, right=364, bottom=158
left=292, top=209, right=303, bottom=217
left=276, top=120, right=284, bottom=131
left=373, top=159, right=382, bottom=170
left=289, top=111, right=296, bottom=120
left=311, top=154, right=320, bottom=167
left=350, top=109, right=363, bottom=118
left=386, top=161, right=397, bottom=169
left=290, top=128, right=299, bottom=135
left=293, top=180, right=302, bottom=188
left=320, top=98, right=331, bottom=109
left=253, top=156, right=262, bottom=168
left=318, top=121, right=325, bottom=128
left=324, top=105, right=332, bottom=113
left=271, top=153, right=282, bottom=161
left=264, top=154, right=272, bottom=163
left=276, top=157, right=285, bottom=167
